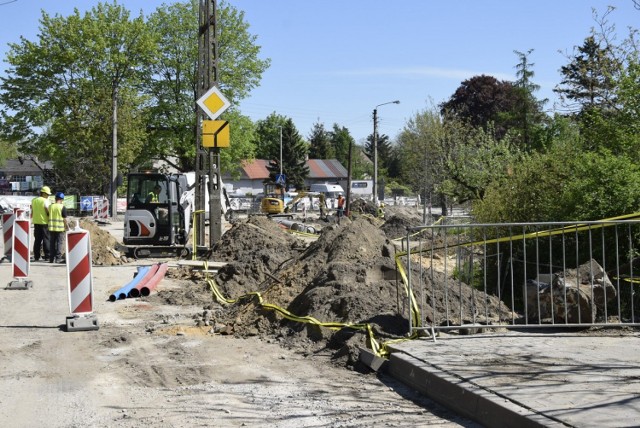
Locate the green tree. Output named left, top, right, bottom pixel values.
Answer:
left=474, top=120, right=640, bottom=223
left=253, top=112, right=288, bottom=160
left=308, top=121, right=333, bottom=159
left=364, top=133, right=393, bottom=179
left=441, top=120, right=521, bottom=202
left=440, top=75, right=520, bottom=140
left=264, top=118, right=308, bottom=191
left=0, top=0, right=270, bottom=193
left=509, top=49, right=548, bottom=151
left=396, top=106, right=446, bottom=206
left=0, top=2, right=155, bottom=193
left=555, top=35, right=619, bottom=112
left=329, top=124, right=353, bottom=168
left=349, top=144, right=372, bottom=180
left=0, top=138, right=17, bottom=167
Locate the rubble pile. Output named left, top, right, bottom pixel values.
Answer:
left=198, top=209, right=511, bottom=367
left=211, top=215, right=307, bottom=298
left=381, top=212, right=424, bottom=240
left=78, top=219, right=128, bottom=266
left=349, top=198, right=378, bottom=216
left=525, top=259, right=616, bottom=323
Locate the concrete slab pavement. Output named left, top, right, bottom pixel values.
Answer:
left=387, top=331, right=640, bottom=427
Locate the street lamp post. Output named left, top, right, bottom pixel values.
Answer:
left=372, top=100, right=400, bottom=205
left=278, top=125, right=284, bottom=203
left=279, top=125, right=283, bottom=177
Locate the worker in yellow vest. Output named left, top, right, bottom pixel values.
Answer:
left=48, top=192, right=68, bottom=264
left=30, top=185, right=51, bottom=261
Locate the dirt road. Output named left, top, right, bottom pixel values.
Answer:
left=0, top=241, right=477, bottom=427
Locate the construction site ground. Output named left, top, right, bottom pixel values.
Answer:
left=2, top=209, right=639, bottom=427
left=0, top=216, right=477, bottom=428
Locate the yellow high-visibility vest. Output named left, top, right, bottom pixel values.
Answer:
left=49, top=202, right=65, bottom=232
left=31, top=196, right=49, bottom=225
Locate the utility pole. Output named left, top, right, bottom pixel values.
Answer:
left=372, top=100, right=400, bottom=206
left=279, top=125, right=284, bottom=203
left=196, top=0, right=222, bottom=248
left=346, top=140, right=352, bottom=217
left=111, top=84, right=118, bottom=219
left=372, top=108, right=378, bottom=206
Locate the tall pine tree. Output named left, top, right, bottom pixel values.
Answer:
left=330, top=124, right=353, bottom=168
left=308, top=121, right=334, bottom=159
left=266, top=118, right=309, bottom=191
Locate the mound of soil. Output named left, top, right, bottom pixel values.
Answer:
left=78, top=219, right=128, bottom=266
left=162, top=211, right=515, bottom=368
left=349, top=198, right=378, bottom=215
left=211, top=215, right=307, bottom=298
left=381, top=212, right=424, bottom=240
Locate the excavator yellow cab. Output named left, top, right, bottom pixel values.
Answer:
left=261, top=196, right=284, bottom=214
left=261, top=182, right=285, bottom=214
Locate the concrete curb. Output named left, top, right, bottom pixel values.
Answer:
left=387, top=350, right=567, bottom=428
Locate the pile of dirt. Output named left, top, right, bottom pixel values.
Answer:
left=77, top=219, right=128, bottom=266
left=156, top=210, right=513, bottom=368
left=206, top=216, right=401, bottom=365
left=381, top=212, right=424, bottom=240
left=349, top=198, right=378, bottom=215
left=212, top=215, right=308, bottom=298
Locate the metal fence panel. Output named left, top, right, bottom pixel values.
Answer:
left=400, top=219, right=640, bottom=336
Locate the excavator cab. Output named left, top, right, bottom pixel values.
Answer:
left=260, top=182, right=284, bottom=215
left=124, top=172, right=190, bottom=252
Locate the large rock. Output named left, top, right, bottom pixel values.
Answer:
left=525, top=259, right=616, bottom=324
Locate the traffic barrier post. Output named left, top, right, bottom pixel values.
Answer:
left=6, top=213, right=32, bottom=290
left=65, top=225, right=99, bottom=331
left=2, top=212, right=14, bottom=261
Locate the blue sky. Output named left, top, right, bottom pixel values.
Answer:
left=1, top=0, right=639, bottom=144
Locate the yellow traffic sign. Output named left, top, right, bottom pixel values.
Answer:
left=196, top=86, right=230, bottom=120
left=202, top=120, right=230, bottom=148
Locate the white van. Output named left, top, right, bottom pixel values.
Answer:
left=309, top=183, right=344, bottom=199
left=349, top=180, right=373, bottom=199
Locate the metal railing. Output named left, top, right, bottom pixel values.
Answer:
left=399, top=218, right=640, bottom=336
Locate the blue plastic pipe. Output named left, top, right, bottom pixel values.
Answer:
left=108, top=266, right=151, bottom=302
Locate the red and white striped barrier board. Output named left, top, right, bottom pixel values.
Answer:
left=2, top=212, right=14, bottom=261
left=5, top=215, right=32, bottom=290
left=11, top=217, right=30, bottom=278
left=93, top=197, right=109, bottom=221
left=66, top=228, right=94, bottom=314
left=65, top=227, right=99, bottom=331
left=3, top=208, right=25, bottom=261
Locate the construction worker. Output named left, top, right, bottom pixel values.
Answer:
left=31, top=185, right=51, bottom=261
left=48, top=192, right=68, bottom=264
left=336, top=193, right=345, bottom=223
left=377, top=202, right=385, bottom=219
left=146, top=184, right=162, bottom=203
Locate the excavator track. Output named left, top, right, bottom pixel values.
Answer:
left=130, top=246, right=191, bottom=259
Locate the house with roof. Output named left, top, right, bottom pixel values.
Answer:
left=0, top=157, right=53, bottom=195
left=222, top=159, right=348, bottom=196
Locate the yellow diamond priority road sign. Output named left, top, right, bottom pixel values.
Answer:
left=197, top=86, right=230, bottom=120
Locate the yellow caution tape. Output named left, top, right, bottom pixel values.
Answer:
left=202, top=211, right=640, bottom=361
left=393, top=210, right=640, bottom=342
left=203, top=261, right=384, bottom=357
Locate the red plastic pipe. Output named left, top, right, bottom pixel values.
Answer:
left=137, top=262, right=168, bottom=297
left=127, top=263, right=161, bottom=298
